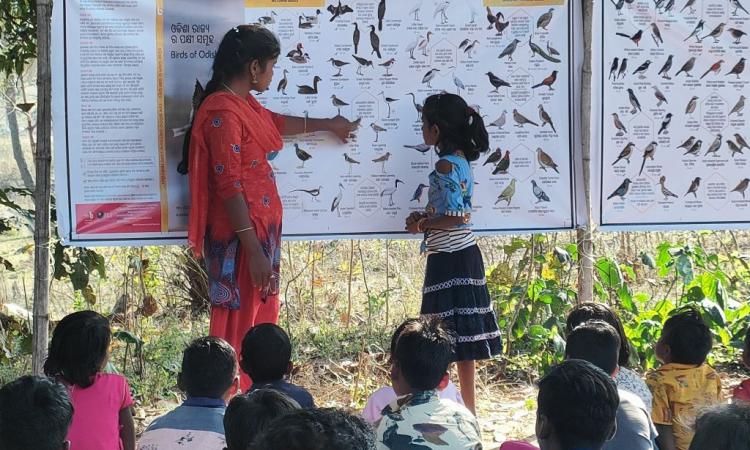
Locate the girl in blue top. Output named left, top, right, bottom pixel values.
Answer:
left=405, top=93, right=502, bottom=415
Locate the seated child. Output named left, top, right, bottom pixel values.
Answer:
left=732, top=326, right=750, bottom=403
left=137, top=336, right=239, bottom=450
left=536, top=359, right=619, bottom=450
left=362, top=318, right=464, bottom=424
left=689, top=403, right=750, bottom=450
left=44, top=310, right=135, bottom=450
left=241, top=323, right=315, bottom=408
left=499, top=441, right=539, bottom=450
left=646, top=308, right=722, bottom=450
left=374, top=316, right=481, bottom=449
left=566, top=320, right=657, bottom=450
left=224, top=389, right=299, bottom=450
left=0, top=375, right=74, bottom=450
left=249, top=408, right=375, bottom=450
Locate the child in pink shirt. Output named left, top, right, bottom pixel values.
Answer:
left=44, top=310, right=135, bottom=450
left=733, top=327, right=750, bottom=403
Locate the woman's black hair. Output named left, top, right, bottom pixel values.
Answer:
left=178, top=24, right=281, bottom=174
left=43, top=310, right=111, bottom=388
left=421, top=93, right=489, bottom=162
left=566, top=302, right=632, bottom=367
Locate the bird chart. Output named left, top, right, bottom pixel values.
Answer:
left=244, top=0, right=578, bottom=238
left=595, top=0, right=750, bottom=229
left=51, top=0, right=578, bottom=245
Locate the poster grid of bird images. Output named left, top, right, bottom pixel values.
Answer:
left=595, top=0, right=750, bottom=229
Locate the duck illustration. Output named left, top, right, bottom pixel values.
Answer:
left=297, top=76, right=321, bottom=95
left=286, top=43, right=304, bottom=58
left=256, top=11, right=277, bottom=25
left=276, top=69, right=288, bottom=95
left=380, top=179, right=403, bottom=206
left=298, top=15, right=314, bottom=29
left=302, top=9, right=322, bottom=24
left=288, top=53, right=310, bottom=64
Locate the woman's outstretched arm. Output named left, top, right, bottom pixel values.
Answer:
left=280, top=115, right=358, bottom=142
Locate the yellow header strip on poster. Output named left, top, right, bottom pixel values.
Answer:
left=245, top=0, right=324, bottom=7
left=484, top=0, right=564, bottom=6
left=156, top=0, right=169, bottom=232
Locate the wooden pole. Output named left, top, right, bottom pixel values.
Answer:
left=32, top=0, right=53, bottom=375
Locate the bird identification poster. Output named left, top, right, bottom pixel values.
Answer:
left=594, top=0, right=750, bottom=230
left=52, top=0, right=579, bottom=245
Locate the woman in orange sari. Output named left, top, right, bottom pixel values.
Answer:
left=186, top=25, right=356, bottom=389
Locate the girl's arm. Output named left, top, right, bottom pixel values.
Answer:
left=280, top=115, right=357, bottom=142
left=654, top=424, right=677, bottom=450
left=119, top=406, right=136, bottom=450
left=406, top=215, right=466, bottom=233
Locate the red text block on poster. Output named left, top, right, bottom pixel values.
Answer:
left=75, top=202, right=162, bottom=234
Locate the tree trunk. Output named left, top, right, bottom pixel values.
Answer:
left=577, top=0, right=595, bottom=304
left=32, top=0, right=53, bottom=376
left=4, top=79, right=34, bottom=189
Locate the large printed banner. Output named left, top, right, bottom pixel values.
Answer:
left=53, top=0, right=580, bottom=245
left=593, top=0, right=750, bottom=230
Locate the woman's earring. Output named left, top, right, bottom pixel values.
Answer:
left=252, top=77, right=258, bottom=84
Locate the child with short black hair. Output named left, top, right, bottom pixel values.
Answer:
left=374, top=316, right=481, bottom=449
left=137, top=336, right=239, bottom=450
left=689, top=403, right=750, bottom=450
left=0, top=375, right=74, bottom=450
left=44, top=310, right=135, bottom=450
left=732, top=326, right=750, bottom=403
left=224, top=389, right=299, bottom=450
left=646, top=308, right=722, bottom=450
left=241, top=323, right=314, bottom=408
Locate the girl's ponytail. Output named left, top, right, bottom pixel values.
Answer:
left=422, top=93, right=490, bottom=162
left=465, top=108, right=489, bottom=161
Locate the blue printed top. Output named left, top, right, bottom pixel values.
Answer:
left=426, top=154, right=473, bottom=228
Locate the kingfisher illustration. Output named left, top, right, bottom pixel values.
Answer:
left=411, top=183, right=429, bottom=202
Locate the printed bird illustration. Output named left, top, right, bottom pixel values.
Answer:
left=612, top=0, right=626, bottom=15
left=291, top=186, right=322, bottom=200
left=701, top=59, right=724, bottom=79
left=404, top=144, right=432, bottom=154
left=378, top=0, right=386, bottom=30
left=704, top=134, right=723, bottom=156
left=407, top=93, right=422, bottom=119
left=343, top=153, right=360, bottom=174
left=298, top=16, right=314, bottom=29
left=486, top=6, right=502, bottom=28
left=651, top=23, right=663, bottom=46
left=729, top=27, right=747, bottom=43
left=369, top=25, right=382, bottom=59
left=677, top=136, right=695, bottom=150
left=730, top=0, right=749, bottom=15
left=701, top=22, right=725, bottom=42
left=352, top=22, right=360, bottom=53
left=612, top=113, right=627, bottom=136
left=514, top=109, right=539, bottom=127
left=171, top=79, right=204, bottom=138
left=372, top=152, right=392, bottom=174
left=726, top=58, right=746, bottom=78
left=727, top=139, right=743, bottom=157
left=663, top=0, right=676, bottom=13
left=434, top=1, right=450, bottom=24
left=684, top=20, right=705, bottom=42
left=675, top=57, right=696, bottom=77
left=612, top=142, right=635, bottom=165
left=683, top=139, right=703, bottom=156
left=378, top=91, right=398, bottom=118
left=370, top=123, right=386, bottom=142
left=639, top=141, right=657, bottom=175
left=276, top=69, right=289, bottom=95
left=537, top=148, right=559, bottom=173
left=294, top=143, right=312, bottom=168
left=328, top=58, right=350, bottom=77
left=409, top=1, right=422, bottom=20
left=327, top=1, right=354, bottom=21
left=538, top=105, right=557, bottom=133
left=380, top=178, right=403, bottom=205
left=352, top=54, right=373, bottom=75
left=653, top=86, right=668, bottom=106
left=609, top=57, right=620, bottom=80
left=685, top=177, right=701, bottom=197
left=495, top=19, right=510, bottom=37
left=418, top=32, right=433, bottom=57
left=331, top=95, right=349, bottom=115
left=658, top=113, right=672, bottom=135
left=736, top=133, right=750, bottom=150
left=730, top=95, right=746, bottom=116
left=297, top=75, right=321, bottom=94
left=302, top=9, right=322, bottom=24
left=488, top=111, right=507, bottom=129
left=732, top=178, right=750, bottom=198
left=659, top=176, right=679, bottom=200
left=483, top=148, right=503, bottom=166
left=681, top=0, right=697, bottom=13
left=617, top=58, right=628, bottom=79
left=496, top=179, right=517, bottom=206
left=547, top=42, right=560, bottom=56
left=498, top=39, right=521, bottom=61
left=486, top=72, right=511, bottom=92
left=422, top=68, right=440, bottom=88
left=453, top=73, right=465, bottom=95
left=537, top=8, right=554, bottom=30
left=532, top=71, right=558, bottom=90
left=405, top=35, right=421, bottom=60
left=288, top=53, right=311, bottom=64
left=616, top=29, right=643, bottom=46
left=411, top=183, right=428, bottom=202
left=463, top=39, right=481, bottom=58
left=627, top=88, right=642, bottom=114
left=529, top=35, right=562, bottom=63
left=493, top=151, right=511, bottom=175
left=256, top=11, right=277, bottom=25
left=331, top=183, right=344, bottom=215
left=608, top=178, right=632, bottom=200
left=531, top=180, right=551, bottom=203
left=685, top=96, right=698, bottom=115
left=632, top=60, right=652, bottom=78
left=458, top=38, right=472, bottom=50
left=379, top=58, right=396, bottom=76
left=658, top=55, right=673, bottom=79
left=287, top=43, right=304, bottom=58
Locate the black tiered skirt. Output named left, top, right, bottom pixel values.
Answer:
left=421, top=245, right=503, bottom=362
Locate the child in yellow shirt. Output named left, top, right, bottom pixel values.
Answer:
left=646, top=309, right=722, bottom=450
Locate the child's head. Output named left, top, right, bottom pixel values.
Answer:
left=421, top=93, right=489, bottom=161
left=0, top=375, right=74, bottom=450
left=249, top=408, right=375, bottom=450
left=224, top=389, right=299, bottom=450
left=536, top=360, right=619, bottom=450
left=389, top=318, right=419, bottom=356
left=565, top=320, right=621, bottom=376
left=690, top=403, right=750, bottom=450
left=390, top=316, right=454, bottom=395
left=43, top=310, right=111, bottom=388
left=241, top=323, right=292, bottom=383
left=656, top=308, right=712, bottom=365
left=178, top=336, right=238, bottom=401
left=566, top=302, right=631, bottom=367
